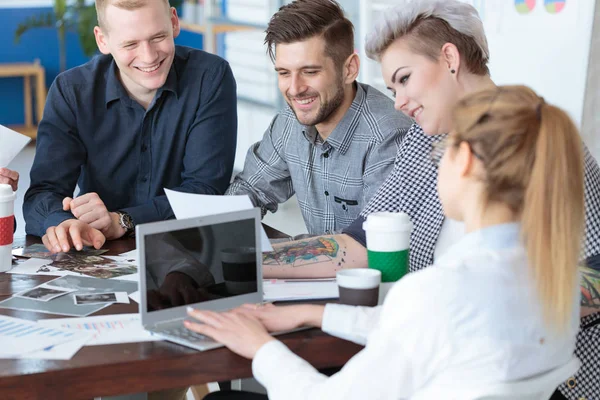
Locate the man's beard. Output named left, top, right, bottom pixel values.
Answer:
left=290, top=81, right=345, bottom=127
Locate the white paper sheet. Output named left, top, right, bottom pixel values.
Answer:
left=0, top=315, right=91, bottom=358
left=0, top=124, right=31, bottom=167
left=7, top=258, right=81, bottom=277
left=19, top=336, right=90, bottom=360
left=118, top=250, right=138, bottom=260
left=262, top=279, right=339, bottom=302
left=165, top=189, right=273, bottom=252
left=129, top=290, right=141, bottom=304
left=37, top=313, right=159, bottom=345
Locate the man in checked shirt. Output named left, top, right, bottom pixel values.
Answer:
left=226, top=0, right=413, bottom=236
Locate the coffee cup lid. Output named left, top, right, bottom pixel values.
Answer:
left=363, top=211, right=412, bottom=232
left=0, top=184, right=15, bottom=202
left=336, top=268, right=381, bottom=289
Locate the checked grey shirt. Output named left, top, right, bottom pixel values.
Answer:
left=226, top=82, right=413, bottom=235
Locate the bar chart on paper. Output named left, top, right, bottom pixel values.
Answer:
left=0, top=315, right=89, bottom=357
left=38, top=314, right=158, bottom=345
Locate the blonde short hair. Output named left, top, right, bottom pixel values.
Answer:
left=95, top=0, right=170, bottom=30
left=365, top=0, right=489, bottom=75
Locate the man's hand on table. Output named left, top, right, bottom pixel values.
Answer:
left=63, top=193, right=126, bottom=240
left=42, top=219, right=105, bottom=253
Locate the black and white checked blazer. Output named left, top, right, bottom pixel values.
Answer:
left=349, top=123, right=600, bottom=398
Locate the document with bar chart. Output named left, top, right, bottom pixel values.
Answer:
left=38, top=313, right=158, bottom=345
left=0, top=315, right=91, bottom=358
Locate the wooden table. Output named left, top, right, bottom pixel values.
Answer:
left=0, top=234, right=362, bottom=400
left=0, top=62, right=46, bottom=140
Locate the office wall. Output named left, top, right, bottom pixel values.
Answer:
left=582, top=0, right=600, bottom=158
left=0, top=6, right=91, bottom=126
left=0, top=2, right=202, bottom=126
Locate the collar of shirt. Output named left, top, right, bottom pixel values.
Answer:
left=301, top=82, right=367, bottom=155
left=104, top=58, right=179, bottom=108
left=436, top=222, right=522, bottom=265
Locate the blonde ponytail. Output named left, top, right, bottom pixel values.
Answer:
left=452, top=85, right=586, bottom=331
left=521, top=102, right=585, bottom=331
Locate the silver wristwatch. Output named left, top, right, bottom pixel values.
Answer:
left=116, top=211, right=135, bottom=237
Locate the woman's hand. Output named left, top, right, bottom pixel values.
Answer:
left=238, top=303, right=326, bottom=332
left=0, top=168, right=19, bottom=191
left=185, top=307, right=275, bottom=359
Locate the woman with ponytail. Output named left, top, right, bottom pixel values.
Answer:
left=188, top=86, right=585, bottom=399
left=443, top=86, right=585, bottom=334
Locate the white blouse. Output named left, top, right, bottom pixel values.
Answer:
left=433, top=218, right=465, bottom=261
left=252, top=223, right=580, bottom=400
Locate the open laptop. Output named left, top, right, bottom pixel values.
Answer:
left=136, top=208, right=264, bottom=351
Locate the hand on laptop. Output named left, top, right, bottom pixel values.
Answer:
left=147, top=272, right=204, bottom=310
left=42, top=219, right=105, bottom=253
left=63, top=193, right=126, bottom=240
left=185, top=307, right=276, bottom=359
left=0, top=168, right=19, bottom=191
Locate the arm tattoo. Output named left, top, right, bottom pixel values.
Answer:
left=263, top=237, right=340, bottom=267
left=580, top=265, right=600, bottom=310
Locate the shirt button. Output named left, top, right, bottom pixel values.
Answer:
left=567, top=377, right=576, bottom=388
left=141, top=145, right=148, bottom=152
left=141, top=177, right=148, bottom=183
left=323, top=152, right=329, bottom=158
left=324, top=191, right=329, bottom=196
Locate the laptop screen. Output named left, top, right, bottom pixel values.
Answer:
left=143, top=218, right=258, bottom=313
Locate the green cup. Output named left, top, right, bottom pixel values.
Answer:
left=363, top=212, right=412, bottom=283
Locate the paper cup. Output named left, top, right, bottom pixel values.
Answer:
left=336, top=269, right=381, bottom=307
left=363, top=212, right=412, bottom=283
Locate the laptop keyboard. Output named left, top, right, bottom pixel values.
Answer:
left=154, top=325, right=209, bottom=342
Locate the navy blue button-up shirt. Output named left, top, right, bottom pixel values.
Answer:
left=24, top=46, right=238, bottom=236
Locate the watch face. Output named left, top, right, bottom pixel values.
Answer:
left=120, top=213, right=134, bottom=230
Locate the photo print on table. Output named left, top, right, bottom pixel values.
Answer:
left=73, top=292, right=130, bottom=305
left=14, top=284, right=76, bottom=302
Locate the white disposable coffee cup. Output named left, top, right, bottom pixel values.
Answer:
left=363, top=212, right=412, bottom=283
left=0, top=184, right=16, bottom=273
left=363, top=211, right=412, bottom=251
left=336, top=269, right=381, bottom=307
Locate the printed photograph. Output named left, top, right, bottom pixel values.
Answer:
left=14, top=286, right=74, bottom=302
left=74, top=292, right=118, bottom=305
left=15, top=243, right=109, bottom=261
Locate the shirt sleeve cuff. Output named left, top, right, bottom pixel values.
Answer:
left=321, top=303, right=382, bottom=345
left=43, top=211, right=75, bottom=232
left=342, top=216, right=366, bottom=247
left=252, top=340, right=298, bottom=388
left=121, top=204, right=155, bottom=227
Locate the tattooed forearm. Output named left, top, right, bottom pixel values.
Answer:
left=262, top=234, right=367, bottom=279
left=580, top=265, right=600, bottom=316
left=263, top=237, right=340, bottom=267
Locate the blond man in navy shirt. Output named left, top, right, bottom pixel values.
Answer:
left=24, top=0, right=237, bottom=254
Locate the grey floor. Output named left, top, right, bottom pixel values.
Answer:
left=9, top=142, right=307, bottom=239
